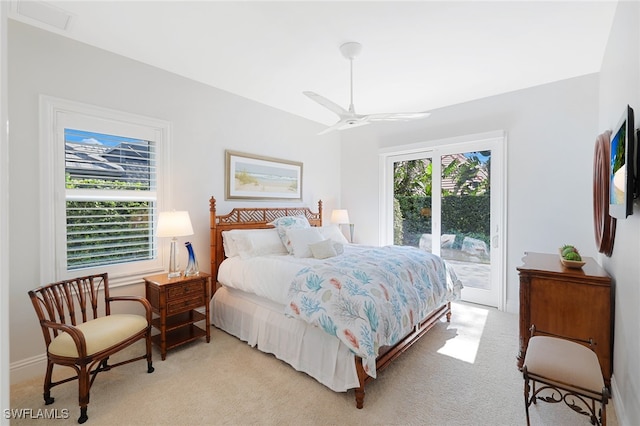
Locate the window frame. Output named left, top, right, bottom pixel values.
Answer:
left=40, top=96, right=171, bottom=285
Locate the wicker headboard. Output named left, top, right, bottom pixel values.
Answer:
left=209, top=197, right=322, bottom=291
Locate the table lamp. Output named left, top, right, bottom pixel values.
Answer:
left=157, top=211, right=194, bottom=278
left=331, top=209, right=354, bottom=243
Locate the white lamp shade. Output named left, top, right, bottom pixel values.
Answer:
left=331, top=209, right=350, bottom=224
left=157, top=211, right=194, bottom=237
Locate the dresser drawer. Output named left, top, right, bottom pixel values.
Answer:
left=167, top=295, right=204, bottom=315
left=167, top=281, right=203, bottom=299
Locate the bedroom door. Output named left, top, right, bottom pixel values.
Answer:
left=383, top=134, right=505, bottom=309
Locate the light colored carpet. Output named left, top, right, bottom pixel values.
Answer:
left=10, top=302, right=617, bottom=425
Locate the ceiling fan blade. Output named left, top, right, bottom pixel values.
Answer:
left=317, top=120, right=349, bottom=135
left=365, top=112, right=431, bottom=122
left=317, top=117, right=371, bottom=135
left=338, top=119, right=371, bottom=131
left=303, top=91, right=349, bottom=117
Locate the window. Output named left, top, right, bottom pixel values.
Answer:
left=40, top=97, right=170, bottom=282
left=65, top=129, right=156, bottom=270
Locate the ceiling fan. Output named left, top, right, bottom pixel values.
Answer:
left=304, top=42, right=431, bottom=135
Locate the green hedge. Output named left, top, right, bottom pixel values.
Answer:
left=395, top=195, right=490, bottom=247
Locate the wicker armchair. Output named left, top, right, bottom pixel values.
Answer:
left=28, top=273, right=154, bottom=423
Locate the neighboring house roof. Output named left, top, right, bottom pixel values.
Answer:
left=441, top=153, right=489, bottom=195
left=65, top=142, right=151, bottom=182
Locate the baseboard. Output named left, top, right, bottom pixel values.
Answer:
left=610, top=374, right=628, bottom=425
left=10, top=353, right=46, bottom=385
left=505, top=297, right=519, bottom=314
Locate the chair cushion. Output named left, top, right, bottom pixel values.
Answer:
left=48, top=314, right=148, bottom=358
left=524, top=336, right=604, bottom=394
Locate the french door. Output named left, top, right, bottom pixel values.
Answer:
left=382, top=134, right=505, bottom=309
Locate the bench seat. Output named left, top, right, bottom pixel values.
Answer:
left=523, top=335, right=609, bottom=426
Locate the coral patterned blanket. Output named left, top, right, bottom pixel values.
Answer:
left=284, top=245, right=462, bottom=378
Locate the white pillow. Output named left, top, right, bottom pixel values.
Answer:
left=269, top=216, right=311, bottom=254
left=221, top=231, right=240, bottom=258
left=222, top=229, right=287, bottom=259
left=286, top=227, right=324, bottom=258
left=309, top=239, right=338, bottom=259
left=318, top=224, right=349, bottom=245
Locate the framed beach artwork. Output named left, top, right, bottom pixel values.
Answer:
left=225, top=150, right=303, bottom=200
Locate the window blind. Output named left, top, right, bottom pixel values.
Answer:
left=64, top=129, right=157, bottom=270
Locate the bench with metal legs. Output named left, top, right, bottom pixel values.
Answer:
left=523, top=335, right=609, bottom=426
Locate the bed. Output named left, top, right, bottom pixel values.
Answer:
left=208, top=197, right=462, bottom=408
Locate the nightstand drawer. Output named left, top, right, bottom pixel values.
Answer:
left=167, top=295, right=204, bottom=315
left=167, top=282, right=203, bottom=299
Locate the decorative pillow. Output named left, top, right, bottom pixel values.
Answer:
left=222, top=229, right=287, bottom=259
left=308, top=238, right=338, bottom=259
left=285, top=227, right=324, bottom=258
left=269, top=216, right=311, bottom=253
left=318, top=224, right=349, bottom=245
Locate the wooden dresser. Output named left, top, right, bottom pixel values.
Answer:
left=517, top=252, right=613, bottom=386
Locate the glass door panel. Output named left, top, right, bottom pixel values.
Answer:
left=440, top=151, right=493, bottom=304
left=393, top=157, right=433, bottom=250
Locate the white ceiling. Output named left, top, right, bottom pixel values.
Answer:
left=10, top=1, right=618, bottom=127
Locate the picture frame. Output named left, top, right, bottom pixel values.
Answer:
left=225, top=150, right=303, bottom=200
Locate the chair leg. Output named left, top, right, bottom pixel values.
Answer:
left=77, top=365, right=90, bottom=424
left=43, top=360, right=55, bottom=405
left=524, top=375, right=531, bottom=426
left=78, top=407, right=88, bottom=424
left=146, top=331, right=154, bottom=373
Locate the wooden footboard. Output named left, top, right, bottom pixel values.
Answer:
left=354, top=302, right=452, bottom=408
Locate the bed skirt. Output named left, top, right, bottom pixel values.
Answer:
left=211, top=286, right=360, bottom=392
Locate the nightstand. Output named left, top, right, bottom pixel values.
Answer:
left=143, top=272, right=211, bottom=360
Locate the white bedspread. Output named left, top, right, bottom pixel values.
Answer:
left=217, top=253, right=319, bottom=305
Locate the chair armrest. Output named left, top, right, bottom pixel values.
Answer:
left=41, top=321, right=88, bottom=357
left=107, top=296, right=153, bottom=323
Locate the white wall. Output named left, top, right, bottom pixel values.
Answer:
left=0, top=2, right=10, bottom=423
left=7, top=20, right=341, bottom=382
left=597, top=2, right=640, bottom=424
left=340, top=73, right=600, bottom=314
